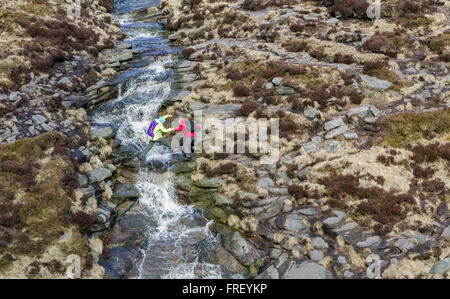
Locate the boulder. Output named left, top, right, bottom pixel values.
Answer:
left=283, top=261, right=326, bottom=279
left=324, top=118, right=345, bottom=131
left=222, top=231, right=262, bottom=266
left=323, top=211, right=346, bottom=229
left=172, top=161, right=197, bottom=174
left=430, top=258, right=450, bottom=275
left=360, top=75, right=391, bottom=91
left=88, top=167, right=112, bottom=183
left=277, top=213, right=307, bottom=232
left=90, top=126, right=117, bottom=141
left=256, top=265, right=279, bottom=279
left=112, top=184, right=140, bottom=201
left=189, top=186, right=217, bottom=203
left=194, top=177, right=224, bottom=188
left=275, top=85, right=295, bottom=95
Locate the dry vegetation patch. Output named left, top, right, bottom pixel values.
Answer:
left=0, top=132, right=96, bottom=278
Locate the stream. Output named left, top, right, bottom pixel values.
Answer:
left=91, top=0, right=225, bottom=279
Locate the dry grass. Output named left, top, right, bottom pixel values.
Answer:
left=376, top=108, right=450, bottom=148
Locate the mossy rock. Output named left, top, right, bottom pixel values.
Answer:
left=172, top=161, right=197, bottom=174
left=175, top=173, right=193, bottom=191
left=205, top=206, right=229, bottom=224
left=189, top=186, right=217, bottom=204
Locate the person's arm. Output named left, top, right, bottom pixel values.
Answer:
left=160, top=125, right=174, bottom=133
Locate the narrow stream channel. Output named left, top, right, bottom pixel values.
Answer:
left=91, top=0, right=225, bottom=279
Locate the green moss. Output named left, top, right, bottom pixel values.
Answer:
left=0, top=256, right=13, bottom=273
left=377, top=108, right=450, bottom=148
left=428, top=33, right=450, bottom=54
left=0, top=131, right=65, bottom=163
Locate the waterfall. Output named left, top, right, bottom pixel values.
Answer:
left=91, top=2, right=224, bottom=279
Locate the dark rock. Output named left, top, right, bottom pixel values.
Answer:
left=222, top=231, right=263, bottom=266
left=112, top=183, right=140, bottom=201
left=276, top=213, right=307, bottom=232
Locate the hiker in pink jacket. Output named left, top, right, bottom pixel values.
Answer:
left=173, top=118, right=201, bottom=160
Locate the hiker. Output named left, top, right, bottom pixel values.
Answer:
left=140, top=114, right=175, bottom=158
left=173, top=117, right=201, bottom=160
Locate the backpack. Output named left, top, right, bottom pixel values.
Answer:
left=147, top=120, right=158, bottom=139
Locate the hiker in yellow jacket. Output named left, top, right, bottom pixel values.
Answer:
left=140, top=114, right=174, bottom=158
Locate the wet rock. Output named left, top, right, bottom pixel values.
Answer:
left=311, top=237, right=326, bottom=249
left=214, top=193, right=233, bottom=206
left=221, top=231, right=262, bottom=266
left=205, top=206, right=228, bottom=224
left=112, top=183, right=140, bottom=201
left=323, top=211, right=346, bottom=229
left=175, top=174, right=193, bottom=191
left=172, top=161, right=197, bottom=174
left=194, top=177, right=224, bottom=188
left=214, top=245, right=248, bottom=275
left=88, top=167, right=113, bottom=183
left=277, top=213, right=307, bottom=232
left=430, top=258, right=450, bottom=275
left=100, top=246, right=137, bottom=279
left=360, top=75, right=391, bottom=91
left=308, top=250, right=324, bottom=262
left=90, top=126, right=117, bottom=141
left=189, top=186, right=217, bottom=203
left=324, top=118, right=345, bottom=131
left=283, top=261, right=326, bottom=279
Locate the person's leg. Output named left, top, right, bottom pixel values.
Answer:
left=156, top=137, right=171, bottom=149
left=140, top=141, right=155, bottom=158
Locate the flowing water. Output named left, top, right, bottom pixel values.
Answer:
left=91, top=0, right=224, bottom=279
